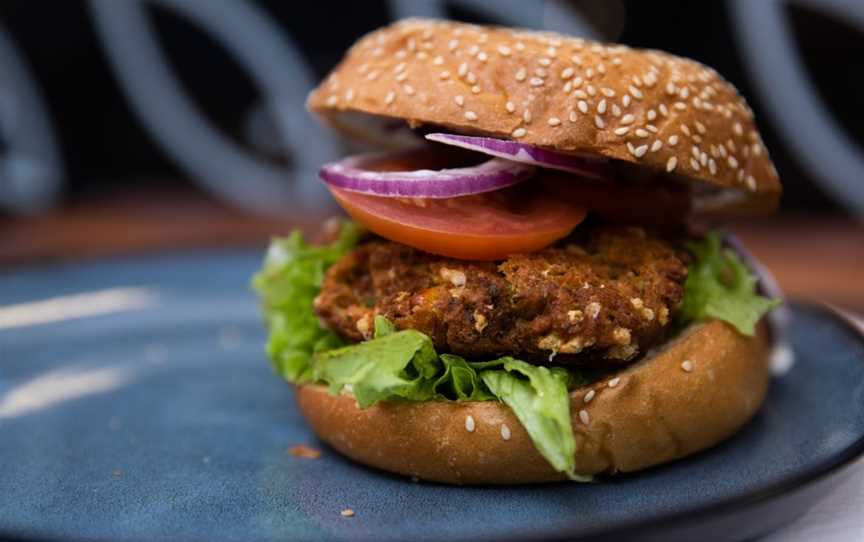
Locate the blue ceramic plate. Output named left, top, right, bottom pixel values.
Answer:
left=1, top=250, right=862, bottom=542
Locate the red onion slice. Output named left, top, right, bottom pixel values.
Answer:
left=318, top=151, right=535, bottom=198
left=425, top=133, right=609, bottom=179
left=724, top=233, right=794, bottom=375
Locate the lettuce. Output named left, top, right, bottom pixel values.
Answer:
left=678, top=232, right=779, bottom=335
left=251, top=222, right=360, bottom=382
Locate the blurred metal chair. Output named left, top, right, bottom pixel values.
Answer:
left=89, top=0, right=341, bottom=214
left=0, top=21, right=63, bottom=214
left=730, top=0, right=864, bottom=214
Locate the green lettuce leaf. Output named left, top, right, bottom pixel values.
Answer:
left=251, top=222, right=360, bottom=382
left=479, top=359, right=587, bottom=481
left=678, top=232, right=779, bottom=335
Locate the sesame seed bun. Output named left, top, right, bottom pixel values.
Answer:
left=307, top=18, right=781, bottom=215
left=295, top=319, right=771, bottom=484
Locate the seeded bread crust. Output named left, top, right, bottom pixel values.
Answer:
left=307, top=18, right=781, bottom=213
left=295, top=319, right=771, bottom=485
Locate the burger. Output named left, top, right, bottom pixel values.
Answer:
left=253, top=19, right=782, bottom=484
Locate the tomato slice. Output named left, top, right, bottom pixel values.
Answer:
left=329, top=180, right=587, bottom=260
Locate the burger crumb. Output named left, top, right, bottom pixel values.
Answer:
left=340, top=508, right=355, bottom=518
left=288, top=445, right=322, bottom=459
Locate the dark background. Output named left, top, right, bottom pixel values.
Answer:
left=0, top=0, right=861, bottom=213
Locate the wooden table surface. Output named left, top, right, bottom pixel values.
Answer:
left=2, top=186, right=862, bottom=312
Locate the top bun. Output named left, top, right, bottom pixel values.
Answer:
left=308, top=18, right=781, bottom=214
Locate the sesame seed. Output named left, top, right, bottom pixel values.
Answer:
left=679, top=86, right=690, bottom=99
left=611, top=104, right=622, bottom=117
left=515, top=41, right=525, bottom=51
left=529, top=77, right=544, bottom=87
left=448, top=39, right=459, bottom=51
left=635, top=128, right=649, bottom=138
left=690, top=157, right=701, bottom=170
left=612, top=57, right=622, bottom=65
left=586, top=85, right=596, bottom=96
left=571, top=54, right=582, bottom=65
left=709, top=158, right=717, bottom=175
left=546, top=46, right=557, bottom=56
left=695, top=121, right=707, bottom=134
left=577, top=100, right=588, bottom=114
left=534, top=67, right=547, bottom=78
left=746, top=175, right=757, bottom=190
left=620, top=114, right=635, bottom=125
left=505, top=101, right=516, bottom=113
left=477, top=51, right=488, bottom=62
left=466, top=72, right=477, bottom=84
left=439, top=71, right=450, bottom=80
left=403, top=85, right=415, bottom=96
left=568, top=110, right=578, bottom=123
left=471, top=85, right=481, bottom=94
left=597, top=63, right=606, bottom=74
left=700, top=151, right=708, bottom=167
left=548, top=117, right=561, bottom=127
left=579, top=409, right=590, bottom=425
left=674, top=101, right=687, bottom=110
left=538, top=57, right=551, bottom=66
left=366, top=71, right=379, bottom=81
left=464, top=110, right=478, bottom=121
left=597, top=99, right=607, bottom=114
left=628, top=85, right=643, bottom=99
left=584, top=390, right=596, bottom=403
left=454, top=95, right=465, bottom=107
left=572, top=77, right=584, bottom=88
left=733, top=122, right=744, bottom=136
left=395, top=72, right=408, bottom=83
left=594, top=115, right=605, bottom=129
left=385, top=91, right=396, bottom=105
left=465, top=415, right=476, bottom=432
left=523, top=110, right=532, bottom=123
left=666, top=82, right=676, bottom=95
left=601, top=87, right=615, bottom=97
left=561, top=67, right=575, bottom=79
left=651, top=140, right=663, bottom=152
left=728, top=156, right=738, bottom=168
left=608, top=377, right=621, bottom=388
left=512, top=127, right=527, bottom=138
left=433, top=55, right=444, bottom=66
left=586, top=68, right=594, bottom=79
left=500, top=424, right=511, bottom=441
left=515, top=68, right=527, bottom=81
left=498, top=45, right=511, bottom=56
left=468, top=44, right=478, bottom=56
left=563, top=81, right=573, bottom=93
left=613, top=126, right=630, bottom=135
left=668, top=135, right=679, bottom=146
left=659, top=104, right=669, bottom=116
left=681, top=360, right=694, bottom=372
left=646, top=124, right=658, bottom=133
left=666, top=156, right=678, bottom=172
left=627, top=143, right=647, bottom=158
left=623, top=95, right=632, bottom=107
left=341, top=508, right=355, bottom=518
left=325, top=95, right=338, bottom=106
left=573, top=89, right=587, bottom=99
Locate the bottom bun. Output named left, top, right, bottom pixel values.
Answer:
left=295, top=320, right=771, bottom=485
